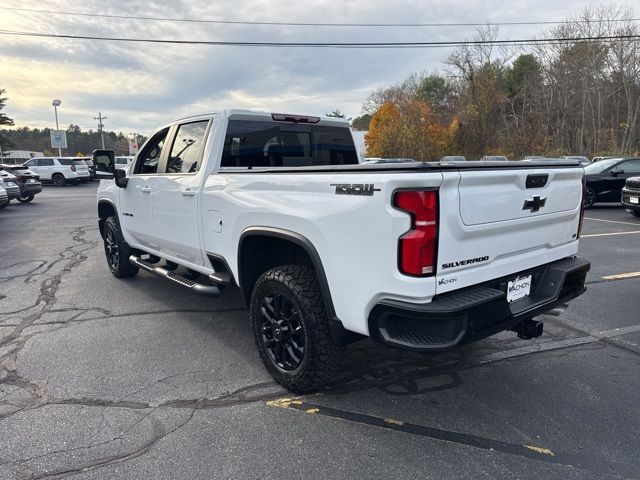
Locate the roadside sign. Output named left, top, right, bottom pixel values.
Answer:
left=129, top=137, right=139, bottom=155
left=50, top=130, right=67, bottom=149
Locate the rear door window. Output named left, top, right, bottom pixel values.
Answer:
left=58, top=159, right=74, bottom=166
left=39, top=159, right=54, bottom=166
left=164, top=120, right=209, bottom=174
left=221, top=120, right=358, bottom=168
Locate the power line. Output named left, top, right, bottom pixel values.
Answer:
left=0, top=6, right=638, bottom=28
left=0, top=29, right=638, bottom=48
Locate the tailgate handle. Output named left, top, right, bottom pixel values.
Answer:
left=526, top=174, right=548, bottom=189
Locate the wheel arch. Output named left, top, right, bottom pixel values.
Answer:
left=237, top=226, right=362, bottom=345
left=98, top=199, right=118, bottom=238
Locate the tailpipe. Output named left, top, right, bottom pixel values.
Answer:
left=511, top=319, right=544, bottom=340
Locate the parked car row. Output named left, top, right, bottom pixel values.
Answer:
left=22, top=157, right=94, bottom=186
left=0, top=164, right=43, bottom=208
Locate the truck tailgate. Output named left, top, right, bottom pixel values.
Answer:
left=436, top=167, right=583, bottom=294
left=459, top=169, right=582, bottom=225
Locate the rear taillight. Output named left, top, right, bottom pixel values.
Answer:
left=578, top=177, right=586, bottom=239
left=70, top=165, right=76, bottom=172
left=394, top=190, right=439, bottom=276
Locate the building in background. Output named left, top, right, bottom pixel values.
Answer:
left=0, top=150, right=44, bottom=165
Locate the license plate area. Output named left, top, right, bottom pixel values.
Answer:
left=630, top=196, right=639, bottom=204
left=507, top=274, right=532, bottom=303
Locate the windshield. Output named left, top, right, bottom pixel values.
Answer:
left=221, top=120, right=358, bottom=168
left=584, top=158, right=620, bottom=174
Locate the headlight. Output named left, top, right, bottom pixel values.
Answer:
left=6, top=182, right=17, bottom=187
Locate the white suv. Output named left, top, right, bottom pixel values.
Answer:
left=23, top=157, right=90, bottom=186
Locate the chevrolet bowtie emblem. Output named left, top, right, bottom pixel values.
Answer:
left=523, top=195, right=547, bottom=212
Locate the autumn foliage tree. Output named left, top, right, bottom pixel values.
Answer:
left=365, top=98, right=458, bottom=161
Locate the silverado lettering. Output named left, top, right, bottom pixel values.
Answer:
left=441, top=256, right=490, bottom=269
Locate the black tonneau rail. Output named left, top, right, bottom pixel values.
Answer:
left=217, top=159, right=583, bottom=174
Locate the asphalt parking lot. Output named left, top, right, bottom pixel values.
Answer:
left=1, top=183, right=639, bottom=480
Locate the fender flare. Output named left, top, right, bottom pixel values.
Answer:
left=97, top=198, right=119, bottom=237
left=238, top=227, right=358, bottom=345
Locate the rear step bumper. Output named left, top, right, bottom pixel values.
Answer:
left=129, top=255, right=221, bottom=297
left=368, top=256, right=590, bottom=352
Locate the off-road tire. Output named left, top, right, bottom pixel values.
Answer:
left=52, top=173, right=66, bottom=187
left=629, top=209, right=640, bottom=218
left=250, top=265, right=343, bottom=393
left=0, top=200, right=8, bottom=209
left=103, top=216, right=139, bottom=278
left=17, top=194, right=34, bottom=203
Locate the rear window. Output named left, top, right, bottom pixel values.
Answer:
left=221, top=120, right=358, bottom=168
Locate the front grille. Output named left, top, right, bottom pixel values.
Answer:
left=626, top=179, right=640, bottom=190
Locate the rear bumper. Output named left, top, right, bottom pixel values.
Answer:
left=20, top=183, right=43, bottom=195
left=5, top=185, right=20, bottom=200
left=621, top=188, right=640, bottom=210
left=368, top=256, right=590, bottom=352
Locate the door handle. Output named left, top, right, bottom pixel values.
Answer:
left=141, top=186, right=151, bottom=193
left=180, top=187, right=197, bottom=197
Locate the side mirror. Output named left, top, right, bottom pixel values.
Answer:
left=610, top=169, right=623, bottom=177
left=114, top=168, right=128, bottom=188
left=93, top=149, right=115, bottom=178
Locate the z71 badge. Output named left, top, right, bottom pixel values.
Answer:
left=330, top=183, right=381, bottom=196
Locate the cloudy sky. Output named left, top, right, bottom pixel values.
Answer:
left=0, top=0, right=636, bottom=135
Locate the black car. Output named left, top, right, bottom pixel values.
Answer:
left=0, top=165, right=43, bottom=203
left=621, top=177, right=640, bottom=217
left=583, top=157, right=640, bottom=208
left=80, top=157, right=96, bottom=180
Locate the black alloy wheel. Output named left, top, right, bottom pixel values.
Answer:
left=583, top=187, right=596, bottom=208
left=52, top=174, right=65, bottom=187
left=104, top=224, right=120, bottom=271
left=259, top=291, right=306, bottom=371
left=17, top=193, right=34, bottom=203
left=102, top=216, right=139, bottom=278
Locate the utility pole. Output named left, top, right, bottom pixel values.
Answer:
left=94, top=112, right=107, bottom=149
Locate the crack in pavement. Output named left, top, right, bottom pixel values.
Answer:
left=0, top=225, right=99, bottom=423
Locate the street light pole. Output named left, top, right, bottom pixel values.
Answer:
left=52, top=99, right=62, bottom=156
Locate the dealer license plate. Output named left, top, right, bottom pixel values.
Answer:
left=507, top=275, right=532, bottom=303
left=630, top=196, right=639, bottom=204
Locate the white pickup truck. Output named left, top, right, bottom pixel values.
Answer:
left=95, top=109, right=590, bottom=392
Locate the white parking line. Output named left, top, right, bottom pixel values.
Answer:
left=474, top=322, right=640, bottom=365
left=584, top=217, right=640, bottom=226
left=596, top=323, right=640, bottom=339
left=601, top=271, right=640, bottom=280
left=581, top=230, right=640, bottom=238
